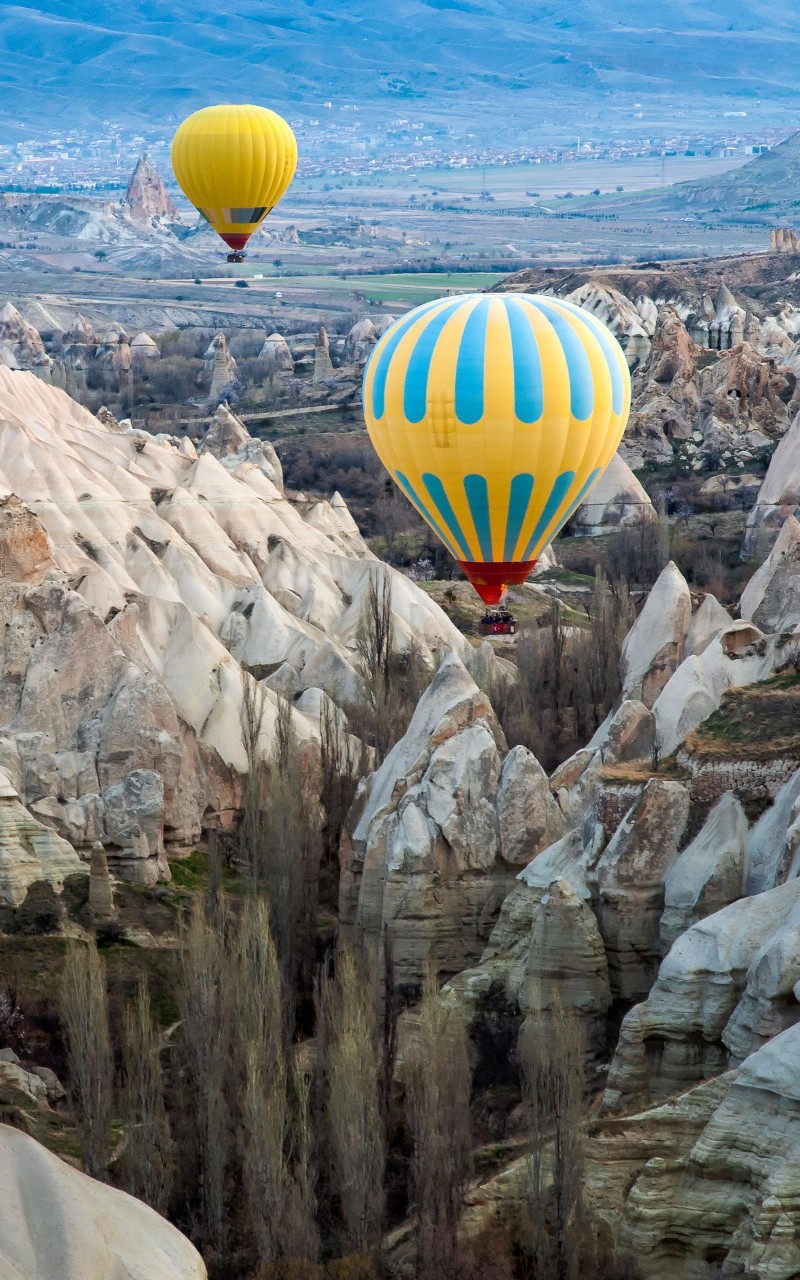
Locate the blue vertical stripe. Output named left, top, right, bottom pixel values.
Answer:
left=502, top=298, right=543, bottom=424
left=557, top=299, right=626, bottom=415
left=529, top=300, right=595, bottom=421
left=454, top=298, right=491, bottom=425
left=368, top=298, right=455, bottom=421
left=394, top=471, right=460, bottom=560
left=553, top=467, right=602, bottom=530
left=463, top=474, right=493, bottom=561
left=421, top=473, right=473, bottom=561
left=503, top=472, right=535, bottom=561
left=521, top=470, right=576, bottom=561
left=403, top=301, right=463, bottom=424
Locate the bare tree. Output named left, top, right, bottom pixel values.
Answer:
left=319, top=700, right=362, bottom=865
left=353, top=570, right=431, bottom=761
left=61, top=940, right=112, bottom=1179
left=406, top=962, right=473, bottom=1280
left=238, top=669, right=269, bottom=890
left=230, top=896, right=290, bottom=1264
left=356, top=569, right=394, bottom=693
left=262, top=727, right=322, bottom=997
left=519, top=990, right=585, bottom=1280
left=282, top=1056, right=320, bottom=1264
left=120, top=974, right=173, bottom=1214
left=322, top=946, right=385, bottom=1257
left=176, top=897, right=229, bottom=1256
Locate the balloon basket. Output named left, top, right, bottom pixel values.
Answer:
left=226, top=251, right=246, bottom=263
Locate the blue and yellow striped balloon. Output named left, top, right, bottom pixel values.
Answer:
left=362, top=293, right=631, bottom=603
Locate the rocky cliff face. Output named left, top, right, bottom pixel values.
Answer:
left=0, top=370, right=464, bottom=891
left=0, top=1122, right=205, bottom=1279
left=352, top=516, right=800, bottom=1273
left=125, top=153, right=179, bottom=223
left=339, top=653, right=564, bottom=994
left=501, top=268, right=800, bottom=469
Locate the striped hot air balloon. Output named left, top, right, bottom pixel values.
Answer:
left=171, top=104, right=297, bottom=256
left=362, top=293, right=631, bottom=604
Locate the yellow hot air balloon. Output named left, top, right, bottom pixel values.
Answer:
left=171, top=104, right=297, bottom=260
left=363, top=293, right=631, bottom=604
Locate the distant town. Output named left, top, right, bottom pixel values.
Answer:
left=0, top=111, right=791, bottom=195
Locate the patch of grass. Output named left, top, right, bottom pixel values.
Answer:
left=685, top=666, right=800, bottom=759
left=473, top=1141, right=520, bottom=1176
left=168, top=848, right=240, bottom=895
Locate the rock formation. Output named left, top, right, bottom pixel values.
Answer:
left=345, top=317, right=378, bottom=364
left=125, top=153, right=179, bottom=223
left=130, top=331, right=161, bottom=368
left=0, top=1122, right=205, bottom=1279
left=566, top=282, right=652, bottom=369
left=0, top=767, right=83, bottom=905
left=660, top=792, right=748, bottom=948
left=205, top=332, right=239, bottom=404
left=605, top=877, right=800, bottom=1107
left=259, top=331, right=294, bottom=379
left=313, top=325, right=334, bottom=382
left=740, top=514, right=800, bottom=632
left=96, top=325, right=132, bottom=377
left=88, top=840, right=114, bottom=919
left=572, top=451, right=657, bottom=536
left=340, top=653, right=564, bottom=993
left=0, top=371, right=464, bottom=885
left=0, top=304, right=51, bottom=377
left=591, top=778, right=690, bottom=1002
left=624, top=309, right=798, bottom=469
left=742, top=408, right=800, bottom=558
left=771, top=226, right=799, bottom=253
left=617, top=1024, right=800, bottom=1279
left=620, top=561, right=692, bottom=706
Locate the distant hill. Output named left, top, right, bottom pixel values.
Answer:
left=676, top=129, right=800, bottom=213
left=4, top=1, right=800, bottom=133
left=583, top=130, right=800, bottom=220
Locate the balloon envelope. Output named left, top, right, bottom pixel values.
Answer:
left=362, top=293, right=631, bottom=604
left=171, top=104, right=297, bottom=252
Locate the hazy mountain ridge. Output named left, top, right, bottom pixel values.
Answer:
left=5, top=1, right=800, bottom=129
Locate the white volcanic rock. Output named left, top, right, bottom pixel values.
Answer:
left=550, top=700, right=655, bottom=829
left=746, top=765, right=800, bottom=895
left=619, top=1024, right=800, bottom=1280
left=0, top=304, right=51, bottom=376
left=592, top=778, right=690, bottom=1002
left=125, top=152, right=179, bottom=223
left=606, top=879, right=800, bottom=1108
left=345, top=317, right=378, bottom=364
left=495, top=744, right=566, bottom=865
left=684, top=592, right=734, bottom=657
left=0, top=767, right=84, bottom=905
left=441, top=827, right=611, bottom=1068
left=743, top=410, right=800, bottom=558
left=0, top=1122, right=205, bottom=1280
left=660, top=792, right=748, bottom=949
left=620, top=562, right=692, bottom=707
left=566, top=282, right=651, bottom=369
left=130, top=332, right=160, bottom=367
left=652, top=622, right=778, bottom=756
left=740, top=514, right=800, bottom=633
left=572, top=452, right=656, bottom=536
left=0, top=371, right=465, bottom=878
left=200, top=402, right=284, bottom=493
left=259, top=331, right=294, bottom=375
left=340, top=653, right=541, bottom=990
left=204, top=333, right=239, bottom=404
